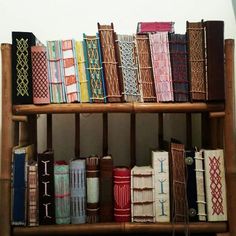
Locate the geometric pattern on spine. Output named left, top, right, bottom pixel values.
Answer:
left=116, top=34, right=141, bottom=102
left=169, top=33, right=189, bottom=102
left=137, top=22, right=175, bottom=34
left=135, top=34, right=156, bottom=102
left=83, top=34, right=106, bottom=103
left=187, top=21, right=206, bottom=101
left=149, top=32, right=174, bottom=102
left=98, top=23, right=122, bottom=102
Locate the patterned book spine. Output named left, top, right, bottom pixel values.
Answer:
left=204, top=149, right=227, bottom=221
left=12, top=32, right=36, bottom=104
left=100, top=156, right=113, bottom=222
left=131, top=166, right=155, bottom=223
left=151, top=150, right=170, bottom=222
left=83, top=34, right=106, bottom=103
left=98, top=23, right=122, bottom=102
left=149, top=32, right=174, bottom=102
left=54, top=161, right=70, bottom=224
left=113, top=167, right=131, bottom=222
left=70, top=159, right=86, bottom=224
left=47, top=40, right=67, bottom=103
left=27, top=161, right=39, bottom=226
left=168, top=33, right=189, bottom=102
left=195, top=150, right=207, bottom=221
left=61, top=39, right=80, bottom=103
left=137, top=22, right=175, bottom=34
left=86, top=156, right=100, bottom=223
left=31, top=46, right=50, bottom=104
left=187, top=21, right=206, bottom=101
left=115, top=34, right=141, bottom=102
left=38, top=151, right=55, bottom=225
left=135, top=34, right=156, bottom=102
left=75, top=41, right=90, bottom=102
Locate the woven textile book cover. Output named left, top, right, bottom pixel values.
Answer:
left=204, top=149, right=227, bottom=221
left=137, top=22, right=175, bottom=34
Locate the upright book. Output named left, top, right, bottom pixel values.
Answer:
left=137, top=22, right=175, bottom=34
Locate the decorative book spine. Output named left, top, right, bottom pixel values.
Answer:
left=12, top=32, right=36, bottom=104
left=27, top=161, right=38, bottom=226
left=187, top=21, right=206, bottom=101
left=61, top=39, right=80, bottom=103
left=86, top=156, right=100, bottom=223
left=47, top=40, right=67, bottom=103
left=31, top=46, right=50, bottom=104
left=54, top=161, right=70, bottom=224
left=131, top=166, right=155, bottom=223
left=98, top=23, right=122, bottom=102
left=204, top=21, right=225, bottom=101
left=149, top=32, right=174, bottom=102
left=204, top=149, right=227, bottom=221
left=195, top=150, right=207, bottom=221
left=75, top=41, right=90, bottom=102
left=151, top=150, right=170, bottom=222
left=135, top=34, right=156, bottom=102
left=115, top=34, right=141, bottom=102
left=113, top=167, right=131, bottom=222
left=137, top=22, right=175, bottom=34
left=38, top=151, right=55, bottom=225
left=70, top=159, right=86, bottom=224
left=99, top=156, right=113, bottom=222
left=168, top=33, right=189, bottom=102
left=83, top=34, right=106, bottom=103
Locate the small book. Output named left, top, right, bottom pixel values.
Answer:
left=137, top=22, right=175, bottom=34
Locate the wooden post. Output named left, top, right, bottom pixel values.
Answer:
left=103, top=113, right=108, bottom=156
left=158, top=113, right=164, bottom=149
left=47, top=114, right=52, bottom=150
left=130, top=113, right=136, bottom=167
left=186, top=113, right=192, bottom=149
left=75, top=113, right=80, bottom=158
left=201, top=112, right=211, bottom=148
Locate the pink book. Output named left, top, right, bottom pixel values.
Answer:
left=137, top=22, right=174, bottom=34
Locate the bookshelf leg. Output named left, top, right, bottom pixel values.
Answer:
left=103, top=113, right=108, bottom=156
left=158, top=113, right=164, bottom=149
left=75, top=113, right=80, bottom=158
left=130, top=113, right=136, bottom=167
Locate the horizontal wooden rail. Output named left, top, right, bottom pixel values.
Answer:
left=12, top=115, right=28, bottom=122
left=209, top=111, right=225, bottom=118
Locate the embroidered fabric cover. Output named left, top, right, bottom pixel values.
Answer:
left=31, top=46, right=50, bottom=104
left=137, top=22, right=175, bottom=34
left=168, top=33, right=189, bottom=102
left=75, top=41, right=90, bottom=102
left=135, top=34, right=156, bottom=102
left=204, top=149, right=227, bottom=221
left=187, top=21, right=206, bottom=101
left=98, top=23, right=122, bottom=102
left=116, top=34, right=141, bottom=102
left=149, top=32, right=173, bottom=102
left=151, top=150, right=170, bottom=222
left=131, top=166, right=155, bottom=223
left=113, top=167, right=131, bottom=222
left=47, top=40, right=67, bottom=103
left=70, top=159, right=86, bottom=224
left=83, top=34, right=106, bottom=103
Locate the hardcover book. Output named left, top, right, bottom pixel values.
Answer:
left=137, top=22, right=175, bottom=34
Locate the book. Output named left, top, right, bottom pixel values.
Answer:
left=137, top=22, right=175, bottom=34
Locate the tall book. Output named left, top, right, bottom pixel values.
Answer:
left=137, top=22, right=175, bottom=34
left=149, top=32, right=174, bottom=102
left=151, top=150, right=170, bottom=222
left=168, top=33, right=189, bottom=102
left=204, top=149, right=227, bottom=221
left=113, top=167, right=131, bottom=222
left=37, top=150, right=55, bottom=225
left=186, top=20, right=206, bottom=101
left=54, top=161, right=70, bottom=224
left=131, top=166, right=155, bottom=223
left=98, top=23, right=122, bottom=102
left=135, top=34, right=156, bottom=102
left=115, top=34, right=141, bottom=102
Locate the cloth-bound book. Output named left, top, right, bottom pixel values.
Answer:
left=137, top=22, right=175, bottom=34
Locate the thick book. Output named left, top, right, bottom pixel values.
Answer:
left=204, top=149, right=227, bottom=221
left=168, top=33, right=189, bottom=102
left=137, top=22, right=175, bottom=34
left=37, top=150, right=55, bottom=225
left=151, top=150, right=170, bottom=222
left=70, top=159, right=86, bottom=224
left=98, top=23, right=122, bottom=102
left=113, top=167, right=131, bottom=222
left=131, top=166, right=155, bottom=223
left=149, top=32, right=174, bottom=102
left=54, top=161, right=70, bottom=224
left=31, top=46, right=50, bottom=104
left=99, top=155, right=113, bottom=222
left=115, top=34, right=141, bottom=102
left=135, top=34, right=156, bottom=102
left=83, top=34, right=107, bottom=103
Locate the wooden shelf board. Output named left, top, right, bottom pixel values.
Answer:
left=13, top=102, right=225, bottom=115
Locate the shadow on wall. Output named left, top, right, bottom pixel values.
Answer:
left=232, top=0, right=236, bottom=20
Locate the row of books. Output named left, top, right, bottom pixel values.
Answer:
left=12, top=20, right=225, bottom=105
left=11, top=143, right=227, bottom=226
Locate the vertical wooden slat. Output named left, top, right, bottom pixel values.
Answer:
left=201, top=112, right=211, bottom=148
left=158, top=113, right=164, bottom=149
left=210, top=118, right=218, bottom=149
left=218, top=118, right=224, bottom=148
left=130, top=113, right=136, bottom=167
left=28, top=114, right=37, bottom=157
left=103, top=113, right=108, bottom=156
left=186, top=113, right=192, bottom=148
left=75, top=113, right=80, bottom=158
left=47, top=114, right=52, bottom=150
